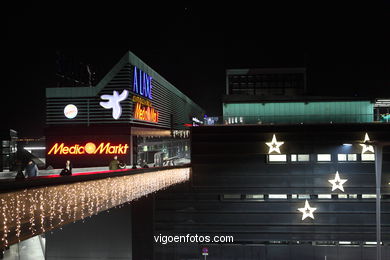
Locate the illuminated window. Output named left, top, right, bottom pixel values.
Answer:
left=298, top=194, right=310, bottom=199
left=318, top=194, right=332, bottom=199
left=291, top=194, right=298, bottom=199
left=339, top=241, right=352, bottom=245
left=269, top=194, right=287, bottom=199
left=337, top=154, right=347, bottom=161
left=364, top=241, right=379, bottom=245
left=362, top=194, right=376, bottom=199
left=291, top=154, right=310, bottom=162
left=246, top=194, right=264, bottom=200
left=361, top=154, right=375, bottom=161
left=338, top=154, right=357, bottom=161
left=348, top=194, right=358, bottom=199
left=298, top=154, right=310, bottom=161
left=222, top=194, right=241, bottom=200
left=338, top=194, right=348, bottom=199
left=317, top=154, right=331, bottom=162
left=268, top=154, right=287, bottom=162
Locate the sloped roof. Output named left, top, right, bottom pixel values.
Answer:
left=46, top=51, right=203, bottom=111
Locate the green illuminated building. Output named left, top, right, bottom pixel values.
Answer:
left=222, top=68, right=375, bottom=124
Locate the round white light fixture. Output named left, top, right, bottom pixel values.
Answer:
left=64, top=104, right=78, bottom=119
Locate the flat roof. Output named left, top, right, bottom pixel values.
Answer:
left=226, top=68, right=306, bottom=75
left=222, top=94, right=375, bottom=103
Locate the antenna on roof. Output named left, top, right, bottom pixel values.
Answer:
left=55, top=50, right=96, bottom=87
left=86, top=64, right=92, bottom=87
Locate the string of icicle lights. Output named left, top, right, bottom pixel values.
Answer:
left=0, top=167, right=190, bottom=249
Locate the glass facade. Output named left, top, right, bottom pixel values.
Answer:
left=1, top=130, right=18, bottom=171
left=223, top=101, right=374, bottom=124
left=228, top=72, right=305, bottom=96
left=137, top=137, right=190, bottom=166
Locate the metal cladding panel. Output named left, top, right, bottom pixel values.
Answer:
left=46, top=54, right=204, bottom=129
left=154, top=124, right=390, bottom=245
left=46, top=65, right=133, bottom=125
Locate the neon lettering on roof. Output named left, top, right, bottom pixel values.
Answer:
left=134, top=102, right=159, bottom=123
left=133, top=66, right=153, bottom=99
left=47, top=142, right=129, bottom=155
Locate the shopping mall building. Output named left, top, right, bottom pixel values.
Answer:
left=152, top=67, right=390, bottom=259
left=45, top=51, right=204, bottom=168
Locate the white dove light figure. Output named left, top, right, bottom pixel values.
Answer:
left=99, top=90, right=129, bottom=119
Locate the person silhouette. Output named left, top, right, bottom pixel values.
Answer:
left=60, top=160, right=72, bottom=176
left=24, top=160, right=38, bottom=177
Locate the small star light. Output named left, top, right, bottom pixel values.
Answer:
left=266, top=134, right=284, bottom=154
left=360, top=133, right=374, bottom=154
left=328, top=171, right=348, bottom=192
left=298, top=200, right=317, bottom=220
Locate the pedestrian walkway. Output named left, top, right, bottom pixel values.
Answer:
left=0, top=158, right=190, bottom=180
left=0, top=166, right=129, bottom=180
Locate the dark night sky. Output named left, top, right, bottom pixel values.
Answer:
left=4, top=2, right=390, bottom=137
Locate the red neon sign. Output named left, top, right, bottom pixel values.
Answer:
left=48, top=142, right=129, bottom=155
left=134, top=102, right=159, bottom=123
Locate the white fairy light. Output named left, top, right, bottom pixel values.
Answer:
left=0, top=168, right=190, bottom=249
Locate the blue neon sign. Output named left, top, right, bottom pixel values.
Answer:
left=133, top=66, right=153, bottom=99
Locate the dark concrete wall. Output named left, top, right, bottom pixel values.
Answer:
left=132, top=194, right=154, bottom=260
left=45, top=203, right=132, bottom=259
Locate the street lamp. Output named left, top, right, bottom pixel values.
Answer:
left=363, top=140, right=390, bottom=260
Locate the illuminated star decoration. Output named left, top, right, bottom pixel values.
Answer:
left=328, top=171, right=348, bottom=192
left=266, top=134, right=284, bottom=154
left=298, top=200, right=317, bottom=220
left=360, top=133, right=374, bottom=154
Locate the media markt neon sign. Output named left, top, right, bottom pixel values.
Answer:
left=48, top=142, right=129, bottom=155
left=132, top=96, right=159, bottom=123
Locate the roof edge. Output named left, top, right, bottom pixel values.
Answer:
left=45, top=51, right=204, bottom=113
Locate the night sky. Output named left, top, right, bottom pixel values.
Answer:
left=5, top=2, right=390, bottom=137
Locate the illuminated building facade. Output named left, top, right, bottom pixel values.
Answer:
left=220, top=67, right=376, bottom=125
left=153, top=123, right=390, bottom=259
left=45, top=51, right=204, bottom=168
left=150, top=69, right=390, bottom=259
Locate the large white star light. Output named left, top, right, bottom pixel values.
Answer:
left=298, top=200, right=317, bottom=220
left=360, top=133, right=374, bottom=154
left=266, top=134, right=284, bottom=154
left=328, top=171, right=348, bottom=192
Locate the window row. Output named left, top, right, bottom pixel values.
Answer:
left=268, top=153, right=375, bottom=163
left=222, top=193, right=382, bottom=201
left=248, top=240, right=382, bottom=246
left=228, top=73, right=304, bottom=83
